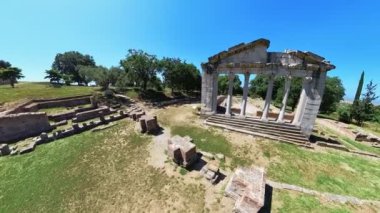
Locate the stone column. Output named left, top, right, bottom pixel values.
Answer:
left=277, top=75, right=292, bottom=123
left=225, top=72, right=234, bottom=116
left=240, top=72, right=250, bottom=117
left=261, top=74, right=274, bottom=121
left=292, top=76, right=313, bottom=126
left=211, top=72, right=219, bottom=114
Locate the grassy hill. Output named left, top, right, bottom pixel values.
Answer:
left=0, top=82, right=98, bottom=105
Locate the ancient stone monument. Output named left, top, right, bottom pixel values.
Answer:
left=225, top=167, right=266, bottom=212
left=201, top=38, right=335, bottom=140
left=167, top=135, right=198, bottom=167
left=139, top=115, right=160, bottom=134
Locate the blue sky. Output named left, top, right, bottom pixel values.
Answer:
left=0, top=0, right=379, bottom=101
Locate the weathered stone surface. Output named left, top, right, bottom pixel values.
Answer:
left=0, top=144, right=11, bottom=156
left=167, top=135, right=197, bottom=167
left=225, top=167, right=266, bottom=212
left=201, top=160, right=220, bottom=184
left=139, top=115, right=159, bottom=133
left=355, top=132, right=380, bottom=143
left=201, top=151, right=214, bottom=160
left=74, top=106, right=111, bottom=122
left=0, top=112, right=52, bottom=143
left=355, top=132, right=368, bottom=141
left=19, top=141, right=37, bottom=155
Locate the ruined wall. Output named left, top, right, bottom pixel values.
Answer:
left=0, top=112, right=52, bottom=143
left=74, top=107, right=112, bottom=122
left=3, top=95, right=91, bottom=115
left=36, top=96, right=90, bottom=109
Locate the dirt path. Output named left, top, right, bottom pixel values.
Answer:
left=147, top=128, right=171, bottom=169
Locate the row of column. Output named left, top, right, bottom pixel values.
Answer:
left=224, top=72, right=292, bottom=123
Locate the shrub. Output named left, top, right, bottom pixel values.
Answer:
left=338, top=104, right=352, bottom=123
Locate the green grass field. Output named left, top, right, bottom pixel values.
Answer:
left=0, top=82, right=97, bottom=104
left=158, top=106, right=380, bottom=200
left=0, top=120, right=206, bottom=212
left=271, top=189, right=378, bottom=213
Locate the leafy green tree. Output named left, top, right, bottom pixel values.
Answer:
left=0, top=60, right=11, bottom=69
left=78, top=65, right=96, bottom=86
left=352, top=80, right=378, bottom=126
left=320, top=77, right=345, bottom=113
left=52, top=51, right=96, bottom=84
left=175, top=62, right=201, bottom=92
left=108, top=66, right=124, bottom=86
left=251, top=75, right=344, bottom=113
left=45, top=69, right=62, bottom=84
left=337, top=103, right=352, bottom=123
left=159, top=58, right=200, bottom=93
left=91, top=66, right=111, bottom=90
left=354, top=71, right=365, bottom=102
left=160, top=57, right=182, bottom=92
left=0, top=67, right=24, bottom=88
left=249, top=75, right=271, bottom=99
left=218, top=75, right=242, bottom=95
left=120, top=49, right=159, bottom=91
left=115, top=73, right=133, bottom=91
left=274, top=77, right=303, bottom=111
left=62, top=74, right=73, bottom=86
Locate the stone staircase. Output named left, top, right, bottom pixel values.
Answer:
left=205, top=114, right=312, bottom=148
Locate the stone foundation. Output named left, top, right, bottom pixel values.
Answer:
left=0, top=112, right=53, bottom=143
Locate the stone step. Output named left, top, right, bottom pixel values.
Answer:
left=205, top=121, right=312, bottom=147
left=205, top=115, right=310, bottom=145
left=206, top=120, right=309, bottom=143
left=207, top=117, right=302, bottom=134
left=207, top=118, right=306, bottom=139
left=212, top=114, right=300, bottom=130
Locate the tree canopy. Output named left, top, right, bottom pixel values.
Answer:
left=0, top=60, right=24, bottom=88
left=218, top=75, right=242, bottom=95
left=320, top=76, right=345, bottom=113
left=0, top=67, right=24, bottom=88
left=120, top=49, right=159, bottom=91
left=52, top=51, right=96, bottom=84
left=160, top=58, right=201, bottom=93
left=249, top=75, right=345, bottom=113
left=351, top=80, right=379, bottom=125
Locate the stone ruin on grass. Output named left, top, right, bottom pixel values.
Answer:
left=0, top=94, right=145, bottom=157
left=200, top=160, right=220, bottom=184
left=139, top=115, right=160, bottom=134
left=225, top=167, right=266, bottom=213
left=167, top=135, right=198, bottom=168
left=167, top=135, right=222, bottom=184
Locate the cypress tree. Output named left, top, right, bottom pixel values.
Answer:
left=354, top=71, right=364, bottom=102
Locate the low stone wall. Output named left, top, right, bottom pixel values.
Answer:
left=34, top=111, right=128, bottom=145
left=48, top=106, right=96, bottom=122
left=2, top=95, right=92, bottom=115
left=36, top=96, right=91, bottom=109
left=0, top=112, right=52, bottom=143
left=73, top=107, right=113, bottom=122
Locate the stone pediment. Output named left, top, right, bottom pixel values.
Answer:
left=208, top=38, right=270, bottom=64
left=204, top=38, right=335, bottom=72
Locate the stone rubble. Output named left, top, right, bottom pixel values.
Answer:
left=225, top=167, right=266, bottom=213
left=200, top=160, right=220, bottom=184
